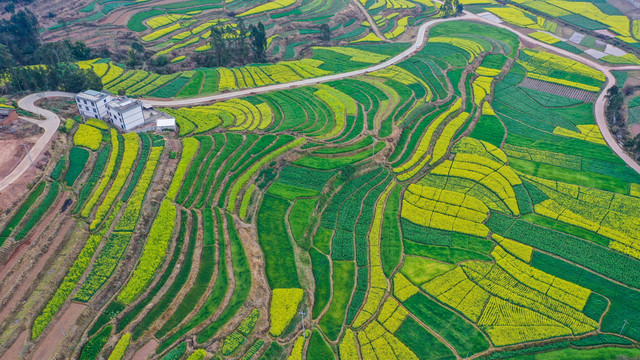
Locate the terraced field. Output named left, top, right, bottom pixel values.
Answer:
left=5, top=6, right=640, bottom=360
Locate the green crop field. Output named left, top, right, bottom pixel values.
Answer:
left=4, top=1, right=640, bottom=359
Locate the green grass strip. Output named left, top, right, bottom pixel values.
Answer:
left=0, top=182, right=46, bottom=242
left=127, top=210, right=193, bottom=337
left=14, top=182, right=60, bottom=240
left=195, top=211, right=251, bottom=343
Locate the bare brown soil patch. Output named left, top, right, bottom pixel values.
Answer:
left=34, top=98, right=80, bottom=121
left=30, top=302, right=86, bottom=360
left=0, top=330, right=26, bottom=360
left=632, top=123, right=640, bottom=137
left=0, top=139, right=36, bottom=178
left=0, top=215, right=74, bottom=322
left=132, top=339, right=159, bottom=359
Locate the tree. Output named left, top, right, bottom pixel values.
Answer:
left=320, top=23, right=331, bottom=42
left=441, top=0, right=458, bottom=17
left=0, top=44, right=13, bottom=74
left=235, top=19, right=249, bottom=62
left=250, top=22, right=267, bottom=63
left=131, top=41, right=144, bottom=53
left=455, top=0, right=463, bottom=14
left=69, top=40, right=91, bottom=60
left=0, top=10, right=40, bottom=64
left=210, top=27, right=227, bottom=67
left=605, top=85, right=623, bottom=125
left=151, top=54, right=169, bottom=67
left=126, top=48, right=139, bottom=68
left=4, top=3, right=14, bottom=13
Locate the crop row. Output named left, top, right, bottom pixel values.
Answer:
left=14, top=182, right=60, bottom=240
left=221, top=309, right=260, bottom=355
left=155, top=208, right=225, bottom=347
left=227, top=138, right=304, bottom=212
left=81, top=129, right=120, bottom=217
left=117, top=200, right=177, bottom=304
left=128, top=211, right=192, bottom=339
left=32, top=202, right=122, bottom=339
left=75, top=144, right=112, bottom=212
left=166, top=137, right=199, bottom=201
left=0, top=182, right=46, bottom=243
left=89, top=133, right=139, bottom=230
left=352, top=182, right=394, bottom=328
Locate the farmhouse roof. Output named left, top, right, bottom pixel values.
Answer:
left=107, top=97, right=142, bottom=113
left=77, top=90, right=110, bottom=102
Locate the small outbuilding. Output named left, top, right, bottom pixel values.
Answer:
left=156, top=117, right=177, bottom=131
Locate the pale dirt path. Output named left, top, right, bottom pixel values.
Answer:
left=19, top=16, right=640, bottom=176
left=1, top=92, right=75, bottom=193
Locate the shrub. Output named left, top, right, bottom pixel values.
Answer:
left=63, top=118, right=75, bottom=133
left=50, top=157, right=66, bottom=180
left=74, top=124, right=102, bottom=150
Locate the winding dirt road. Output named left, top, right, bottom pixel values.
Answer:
left=14, top=13, right=640, bottom=191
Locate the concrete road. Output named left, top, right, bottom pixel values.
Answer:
left=14, top=15, right=640, bottom=183
left=0, top=92, right=74, bottom=193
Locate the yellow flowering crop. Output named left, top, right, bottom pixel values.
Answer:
left=269, top=288, right=304, bottom=336
left=73, top=124, right=102, bottom=150
left=238, top=0, right=297, bottom=17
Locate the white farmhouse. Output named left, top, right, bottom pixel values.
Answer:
left=75, top=90, right=112, bottom=119
left=106, top=97, right=145, bottom=131
left=75, top=90, right=175, bottom=133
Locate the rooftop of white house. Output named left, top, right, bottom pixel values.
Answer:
left=76, top=90, right=110, bottom=102
left=107, top=97, right=141, bottom=112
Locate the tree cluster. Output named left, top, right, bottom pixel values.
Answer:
left=606, top=86, right=640, bottom=159
left=0, top=10, right=96, bottom=67
left=441, top=0, right=463, bottom=17
left=193, top=21, right=267, bottom=68
left=5, top=63, right=103, bottom=93
left=0, top=10, right=103, bottom=94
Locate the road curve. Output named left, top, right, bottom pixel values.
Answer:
left=17, top=14, right=640, bottom=180
left=459, top=11, right=640, bottom=175
left=141, top=14, right=474, bottom=107
left=0, top=92, right=74, bottom=193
